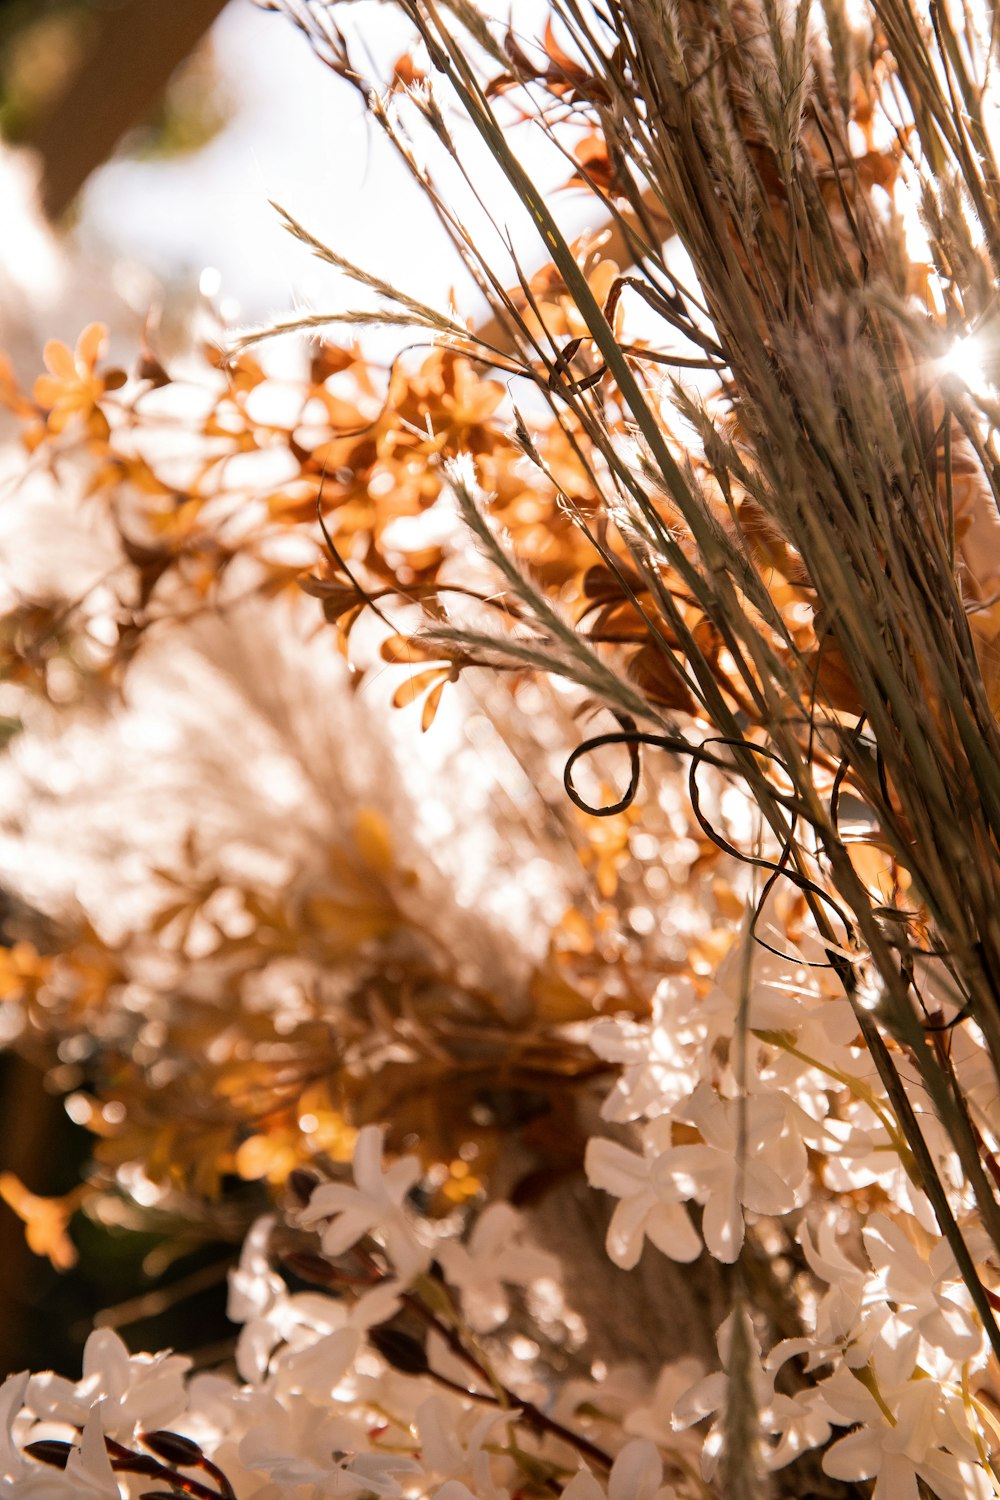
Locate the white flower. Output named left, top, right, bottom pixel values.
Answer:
left=562, top=1439, right=675, bottom=1500
left=766, top=1212, right=885, bottom=1374
left=584, top=1136, right=700, bottom=1269
left=763, top=1388, right=833, bottom=1471
left=672, top=1311, right=773, bottom=1478
left=590, top=979, right=703, bottom=1123
left=25, top=1329, right=189, bottom=1440
left=237, top=1397, right=421, bottom=1496
left=673, top=1307, right=832, bottom=1474
left=271, top=1278, right=404, bottom=1399
left=298, top=1125, right=430, bottom=1281
left=416, top=1397, right=511, bottom=1500
left=819, top=1366, right=993, bottom=1500
left=862, top=1215, right=983, bottom=1383
left=822, top=1100, right=941, bottom=1232
left=226, top=1213, right=403, bottom=1389
left=653, top=1084, right=808, bottom=1262
left=800, top=1213, right=869, bottom=1345
left=436, top=1203, right=560, bottom=1331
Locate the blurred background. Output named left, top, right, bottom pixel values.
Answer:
left=0, top=0, right=606, bottom=1383
left=0, top=0, right=465, bottom=352
left=0, top=0, right=574, bottom=364
left=0, top=0, right=298, bottom=1382
left=0, top=0, right=435, bottom=1383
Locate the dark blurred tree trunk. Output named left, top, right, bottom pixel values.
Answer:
left=20, top=0, right=228, bottom=220
left=0, top=1052, right=64, bottom=1374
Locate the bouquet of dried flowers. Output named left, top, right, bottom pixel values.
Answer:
left=3, top=0, right=1000, bottom=1492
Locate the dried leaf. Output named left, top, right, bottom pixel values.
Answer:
left=392, top=666, right=450, bottom=709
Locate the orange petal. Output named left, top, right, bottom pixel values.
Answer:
left=420, top=677, right=446, bottom=730
left=76, top=322, right=108, bottom=369
left=42, top=339, right=76, bottom=380
left=392, top=666, right=447, bottom=707
left=33, top=374, right=64, bottom=408
left=46, top=405, right=72, bottom=434
left=588, top=259, right=621, bottom=308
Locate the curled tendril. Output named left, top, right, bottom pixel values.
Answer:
left=562, top=714, right=643, bottom=817
left=565, top=720, right=972, bottom=996
left=563, top=723, right=854, bottom=938
left=747, top=840, right=837, bottom=971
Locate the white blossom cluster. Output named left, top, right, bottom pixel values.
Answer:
left=0, top=1129, right=678, bottom=1500
left=584, top=928, right=1000, bottom=1497
left=3, top=1074, right=999, bottom=1500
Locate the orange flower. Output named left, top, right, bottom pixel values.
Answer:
left=0, top=1173, right=89, bottom=1270
left=33, top=322, right=124, bottom=437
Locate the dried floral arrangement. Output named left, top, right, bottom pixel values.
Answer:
left=2, top=0, right=1000, bottom=1493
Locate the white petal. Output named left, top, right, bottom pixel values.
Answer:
left=917, top=1453, right=993, bottom=1500
left=469, top=1202, right=521, bottom=1254
left=353, top=1125, right=388, bottom=1195
left=653, top=1144, right=719, bottom=1202
left=740, top=1158, right=799, bottom=1216
left=586, top=1138, right=649, bottom=1197
left=383, top=1219, right=431, bottom=1279
left=609, top=1438, right=662, bottom=1500
left=606, top=1194, right=653, bottom=1269
left=679, top=1084, right=732, bottom=1149
left=81, top=1329, right=130, bottom=1396
left=0, top=1371, right=29, bottom=1436
left=871, top=1453, right=920, bottom=1500
left=644, top=1202, right=702, bottom=1263
left=702, top=1180, right=743, bottom=1263
left=321, top=1208, right=379, bottom=1256
left=299, top=1184, right=372, bottom=1226
left=416, top=1395, right=464, bottom=1473
left=383, top=1155, right=423, bottom=1202
left=672, top=1371, right=728, bottom=1429
left=562, top=1467, right=607, bottom=1500
left=823, top=1426, right=883, bottom=1482
left=78, top=1409, right=117, bottom=1487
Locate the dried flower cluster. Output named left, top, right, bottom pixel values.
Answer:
left=3, top=0, right=1000, bottom=1493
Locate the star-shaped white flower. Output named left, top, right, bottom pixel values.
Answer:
left=653, top=1083, right=808, bottom=1262
left=819, top=1366, right=993, bottom=1500
left=863, top=1214, right=983, bottom=1382
left=584, top=1135, right=701, bottom=1269
left=25, top=1329, right=189, bottom=1441
left=673, top=1310, right=772, bottom=1477
left=436, top=1203, right=560, bottom=1331
left=298, top=1125, right=430, bottom=1281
